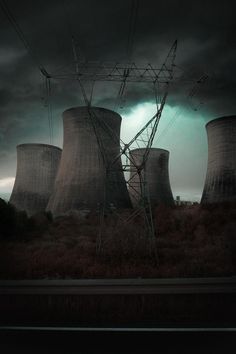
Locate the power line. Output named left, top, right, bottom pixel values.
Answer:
left=156, top=72, right=211, bottom=143
left=45, top=78, right=53, bottom=144
left=114, top=0, right=139, bottom=111
left=0, top=0, right=50, bottom=78
left=126, top=0, right=139, bottom=61
left=0, top=0, right=54, bottom=143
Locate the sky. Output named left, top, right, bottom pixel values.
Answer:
left=0, top=0, right=236, bottom=202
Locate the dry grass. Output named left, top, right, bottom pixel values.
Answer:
left=0, top=200, right=236, bottom=279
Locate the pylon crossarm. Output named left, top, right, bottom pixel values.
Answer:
left=109, top=86, right=168, bottom=172
left=50, top=60, right=175, bottom=83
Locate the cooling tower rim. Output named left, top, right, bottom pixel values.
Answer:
left=130, top=147, right=169, bottom=154
left=206, top=115, right=236, bottom=128
left=62, top=106, right=122, bottom=120
left=17, top=143, right=62, bottom=151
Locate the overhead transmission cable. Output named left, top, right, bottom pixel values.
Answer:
left=45, top=78, right=53, bottom=144
left=115, top=0, right=139, bottom=111
left=156, top=71, right=210, bottom=143
left=0, top=0, right=54, bottom=143
left=126, top=0, right=139, bottom=61
left=0, top=0, right=48, bottom=76
left=62, top=0, right=94, bottom=107
left=62, top=0, right=85, bottom=62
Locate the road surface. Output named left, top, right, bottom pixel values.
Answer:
left=0, top=276, right=236, bottom=295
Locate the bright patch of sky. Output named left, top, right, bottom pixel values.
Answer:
left=121, top=102, right=208, bottom=202
left=0, top=47, right=26, bottom=66
left=0, top=103, right=209, bottom=203
left=0, top=177, right=15, bottom=201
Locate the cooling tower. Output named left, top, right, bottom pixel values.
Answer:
left=46, top=106, right=132, bottom=215
left=10, top=144, right=62, bottom=216
left=129, top=148, right=174, bottom=207
left=201, top=116, right=236, bottom=204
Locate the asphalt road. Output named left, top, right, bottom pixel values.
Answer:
left=0, top=277, right=235, bottom=353
left=0, top=328, right=235, bottom=354
left=0, top=276, right=236, bottom=295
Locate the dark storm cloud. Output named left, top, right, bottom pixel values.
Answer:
left=0, top=0, right=236, bottom=181
left=0, top=89, right=11, bottom=106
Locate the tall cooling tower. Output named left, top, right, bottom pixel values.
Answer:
left=201, top=116, right=236, bottom=204
left=129, top=148, right=174, bottom=207
left=47, top=106, right=132, bottom=215
left=10, top=144, right=62, bottom=216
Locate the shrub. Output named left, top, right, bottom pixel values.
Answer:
left=0, top=202, right=236, bottom=278
left=0, top=199, right=19, bottom=238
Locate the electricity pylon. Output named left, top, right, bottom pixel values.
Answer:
left=51, top=40, right=178, bottom=257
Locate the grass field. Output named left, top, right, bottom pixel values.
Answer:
left=0, top=199, right=236, bottom=279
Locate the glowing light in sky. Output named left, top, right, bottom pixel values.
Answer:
left=120, top=102, right=208, bottom=202
left=0, top=177, right=15, bottom=191
left=0, top=103, right=208, bottom=202
left=121, top=102, right=157, bottom=142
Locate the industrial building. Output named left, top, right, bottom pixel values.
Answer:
left=10, top=143, right=62, bottom=216
left=201, top=116, right=236, bottom=203
left=129, top=148, right=174, bottom=207
left=47, top=106, right=132, bottom=216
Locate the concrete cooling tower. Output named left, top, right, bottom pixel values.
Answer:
left=201, top=116, right=236, bottom=204
left=47, top=106, right=132, bottom=216
left=129, top=148, right=174, bottom=207
left=10, top=144, right=62, bottom=216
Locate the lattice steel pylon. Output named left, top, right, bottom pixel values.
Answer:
left=0, top=0, right=177, bottom=257
left=49, top=39, right=178, bottom=257
left=105, top=40, right=177, bottom=258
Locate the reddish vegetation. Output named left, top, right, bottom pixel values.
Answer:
left=0, top=199, right=236, bottom=279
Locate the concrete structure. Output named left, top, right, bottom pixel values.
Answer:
left=201, top=116, right=236, bottom=204
left=47, top=106, right=131, bottom=215
left=129, top=148, right=174, bottom=207
left=175, top=195, right=181, bottom=206
left=10, top=144, right=62, bottom=216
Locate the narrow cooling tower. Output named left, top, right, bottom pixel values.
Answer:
left=47, top=106, right=131, bottom=215
left=201, top=116, right=236, bottom=204
left=129, top=148, right=174, bottom=207
left=10, top=144, right=62, bottom=216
